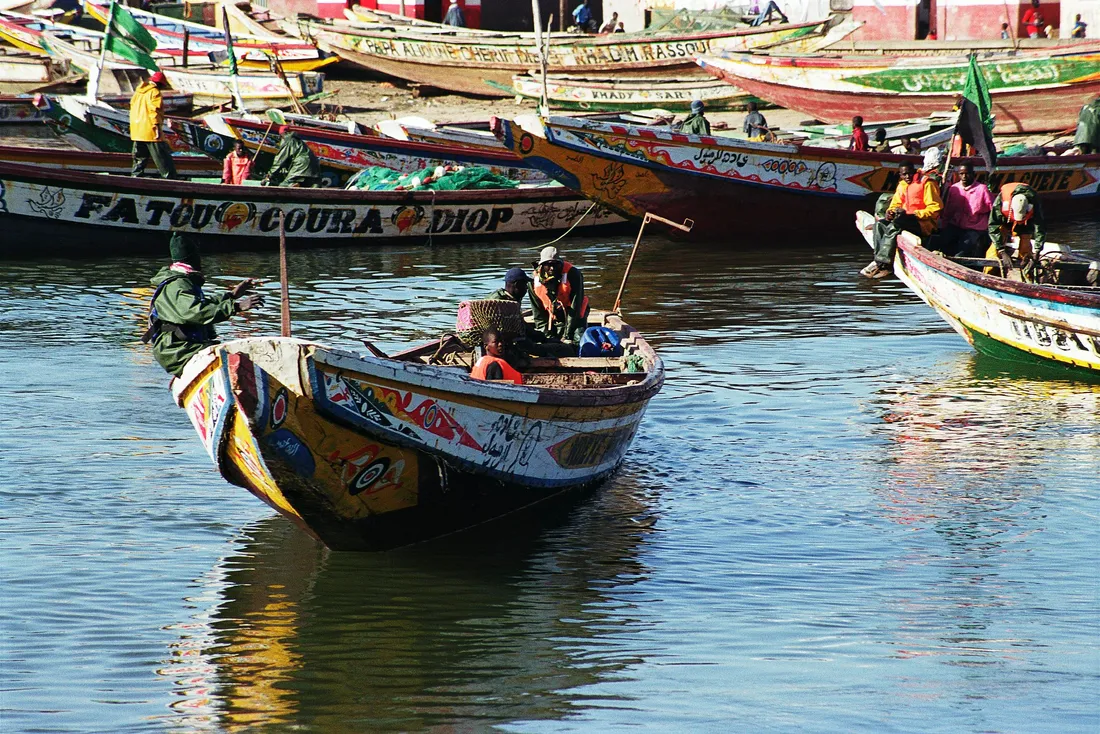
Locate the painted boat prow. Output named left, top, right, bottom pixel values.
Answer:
left=171, top=313, right=663, bottom=550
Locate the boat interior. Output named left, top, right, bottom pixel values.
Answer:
left=384, top=310, right=651, bottom=388
left=947, top=242, right=1100, bottom=288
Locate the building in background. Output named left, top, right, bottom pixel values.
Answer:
left=850, top=0, right=1068, bottom=39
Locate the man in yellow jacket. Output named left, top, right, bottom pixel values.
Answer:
left=861, top=153, right=944, bottom=279
left=129, top=71, right=177, bottom=179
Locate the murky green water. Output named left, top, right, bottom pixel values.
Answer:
left=2, top=217, right=1098, bottom=732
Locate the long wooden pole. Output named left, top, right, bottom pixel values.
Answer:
left=559, top=0, right=566, bottom=31
left=613, top=212, right=693, bottom=314
left=279, top=210, right=291, bottom=337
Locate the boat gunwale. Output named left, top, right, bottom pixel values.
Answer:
left=897, top=234, right=1100, bottom=308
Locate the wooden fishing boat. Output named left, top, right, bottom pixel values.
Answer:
left=0, top=94, right=47, bottom=122
left=170, top=310, right=662, bottom=550
left=496, top=73, right=763, bottom=112
left=855, top=211, right=1100, bottom=372
left=490, top=114, right=1100, bottom=238
left=297, top=18, right=831, bottom=97
left=0, top=47, right=67, bottom=82
left=82, top=0, right=338, bottom=73
left=212, top=113, right=551, bottom=185
left=696, top=45, right=1100, bottom=133
left=0, top=143, right=221, bottom=176
left=0, top=161, right=625, bottom=254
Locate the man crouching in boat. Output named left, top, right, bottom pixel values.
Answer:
left=471, top=329, right=524, bottom=384
left=987, top=182, right=1047, bottom=263
left=861, top=153, right=943, bottom=279
left=530, top=246, right=590, bottom=354
left=142, top=233, right=265, bottom=377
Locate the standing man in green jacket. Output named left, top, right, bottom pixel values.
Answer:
left=144, top=232, right=265, bottom=377
left=263, top=130, right=322, bottom=187
left=679, top=100, right=711, bottom=136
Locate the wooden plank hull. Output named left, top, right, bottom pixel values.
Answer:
left=221, top=115, right=550, bottom=185
left=308, top=19, right=828, bottom=96
left=0, top=161, right=625, bottom=255
left=170, top=325, right=662, bottom=550
left=855, top=213, right=1100, bottom=372
left=0, top=143, right=221, bottom=175
left=491, top=114, right=1100, bottom=239
left=697, top=48, right=1100, bottom=133
left=503, top=74, right=761, bottom=112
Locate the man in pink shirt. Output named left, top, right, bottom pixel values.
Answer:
left=938, top=162, right=993, bottom=256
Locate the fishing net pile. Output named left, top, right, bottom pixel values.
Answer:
left=455, top=299, right=526, bottom=348
left=346, top=165, right=519, bottom=191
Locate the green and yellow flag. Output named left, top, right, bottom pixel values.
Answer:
left=104, top=2, right=159, bottom=70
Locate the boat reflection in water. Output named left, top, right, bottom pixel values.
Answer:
left=866, top=353, right=1100, bottom=664
left=157, top=475, right=658, bottom=731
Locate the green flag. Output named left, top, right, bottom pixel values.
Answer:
left=222, top=5, right=238, bottom=76
left=104, top=2, right=159, bottom=71
left=956, top=53, right=997, bottom=170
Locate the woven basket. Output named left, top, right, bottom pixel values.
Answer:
left=455, top=299, right=525, bottom=347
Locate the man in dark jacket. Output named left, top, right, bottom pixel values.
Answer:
left=679, top=100, right=711, bottom=136
left=144, top=233, right=264, bottom=376
left=263, top=130, right=322, bottom=187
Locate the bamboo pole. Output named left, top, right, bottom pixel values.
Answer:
left=279, top=210, right=291, bottom=337
left=613, top=212, right=694, bottom=314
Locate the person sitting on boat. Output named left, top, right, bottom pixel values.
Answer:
left=1071, top=13, right=1087, bottom=37
left=898, top=135, right=922, bottom=155
left=938, top=163, right=992, bottom=257
left=572, top=0, right=596, bottom=32
left=743, top=101, right=769, bottom=141
left=679, top=100, right=711, bottom=136
left=143, top=233, right=264, bottom=377
left=751, top=0, right=789, bottom=26
left=263, top=130, right=322, bottom=188
left=849, top=116, right=869, bottom=152
left=870, top=127, right=891, bottom=152
left=130, top=71, right=178, bottom=180
left=530, top=246, right=590, bottom=349
left=600, top=11, right=619, bottom=33
left=1072, top=97, right=1100, bottom=155
left=221, top=141, right=253, bottom=186
left=988, top=183, right=1047, bottom=262
left=615, top=22, right=625, bottom=32
left=861, top=157, right=944, bottom=279
left=442, top=0, right=466, bottom=28
left=470, top=329, right=524, bottom=385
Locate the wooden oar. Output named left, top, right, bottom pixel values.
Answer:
left=250, top=107, right=284, bottom=162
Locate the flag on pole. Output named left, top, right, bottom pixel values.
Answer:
left=103, top=2, right=159, bottom=70
left=955, top=53, right=997, bottom=171
left=221, top=5, right=238, bottom=77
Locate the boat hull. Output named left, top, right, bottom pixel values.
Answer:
left=697, top=50, right=1100, bottom=133
left=173, top=331, right=661, bottom=550
left=0, top=161, right=625, bottom=255
left=503, top=74, right=761, bottom=112
left=492, top=115, right=1100, bottom=239
left=895, top=235, right=1100, bottom=371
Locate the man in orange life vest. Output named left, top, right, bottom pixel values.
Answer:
left=529, top=246, right=590, bottom=347
left=471, top=329, right=524, bottom=384
left=987, top=182, right=1046, bottom=260
left=861, top=156, right=943, bottom=279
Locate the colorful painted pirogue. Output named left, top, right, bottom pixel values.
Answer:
left=171, top=312, right=663, bottom=550
left=0, top=161, right=624, bottom=254
left=696, top=45, right=1100, bottom=133
left=496, top=74, right=763, bottom=112
left=294, top=18, right=830, bottom=97
left=491, top=114, right=1100, bottom=238
left=855, top=212, right=1100, bottom=372
left=213, top=114, right=550, bottom=185
left=81, top=0, right=337, bottom=73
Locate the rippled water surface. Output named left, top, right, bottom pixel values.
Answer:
left=2, top=218, right=1099, bottom=732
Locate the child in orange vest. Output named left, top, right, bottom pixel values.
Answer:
left=222, top=141, right=253, bottom=185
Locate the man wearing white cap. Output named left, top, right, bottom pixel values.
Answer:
left=988, top=182, right=1046, bottom=260
left=530, top=246, right=589, bottom=349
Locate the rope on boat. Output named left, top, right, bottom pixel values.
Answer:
left=533, top=200, right=598, bottom=250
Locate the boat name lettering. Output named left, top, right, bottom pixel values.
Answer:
left=692, top=148, right=749, bottom=168
left=986, top=169, right=1078, bottom=193
left=427, top=207, right=514, bottom=234
left=548, top=426, right=635, bottom=470
left=482, top=414, right=542, bottom=473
